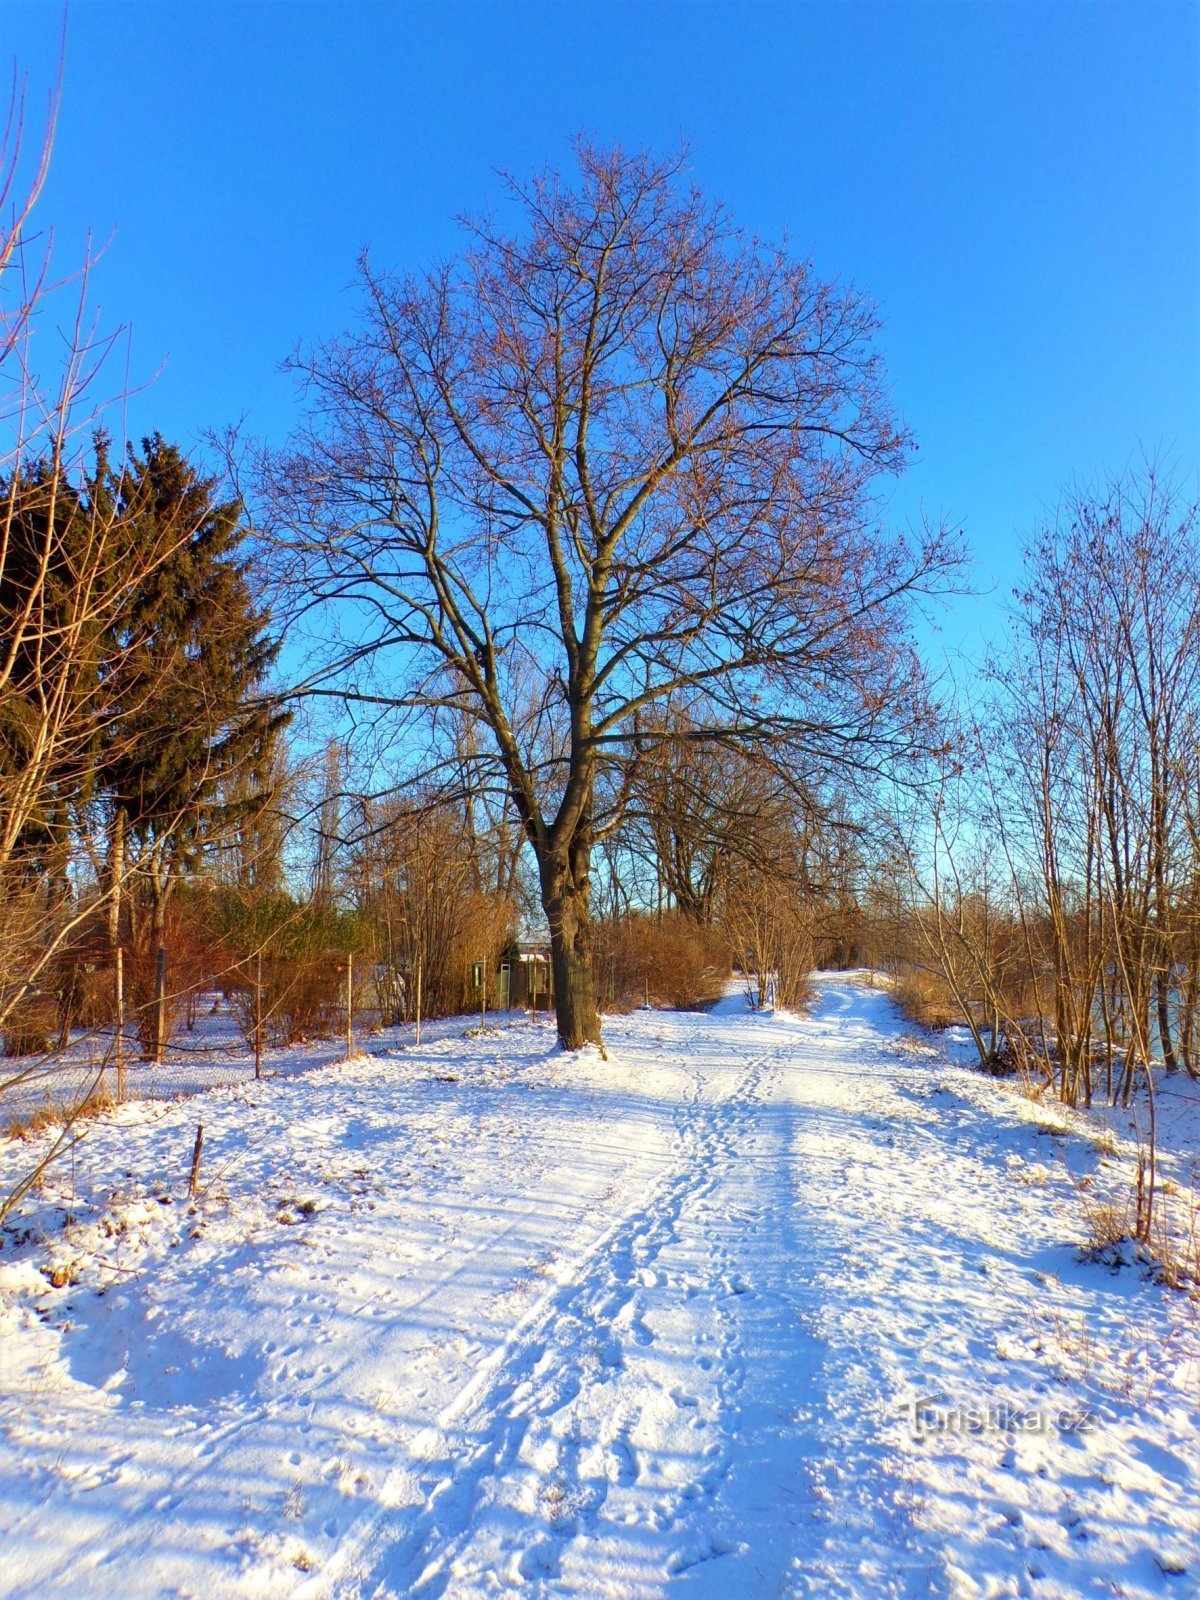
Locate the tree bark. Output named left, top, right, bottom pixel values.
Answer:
left=539, top=852, right=601, bottom=1050
left=1156, top=966, right=1179, bottom=1075
left=106, top=804, right=127, bottom=949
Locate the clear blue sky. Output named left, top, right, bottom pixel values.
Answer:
left=4, top=0, right=1198, bottom=665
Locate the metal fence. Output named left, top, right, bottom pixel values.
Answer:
left=1, top=949, right=368, bottom=1122
left=1, top=944, right=555, bottom=1125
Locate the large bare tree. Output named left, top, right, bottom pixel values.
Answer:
left=265, top=144, right=958, bottom=1047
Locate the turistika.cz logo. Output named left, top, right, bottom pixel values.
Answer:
left=903, top=1393, right=1095, bottom=1442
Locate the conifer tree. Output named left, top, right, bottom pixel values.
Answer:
left=100, top=435, right=287, bottom=949
left=0, top=455, right=101, bottom=887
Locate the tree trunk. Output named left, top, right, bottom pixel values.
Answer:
left=106, top=804, right=127, bottom=948
left=150, top=859, right=172, bottom=1065
left=1156, top=966, right=1179, bottom=1074
left=539, top=853, right=601, bottom=1050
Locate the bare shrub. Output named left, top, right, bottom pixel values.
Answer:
left=249, top=955, right=347, bottom=1046
left=116, top=897, right=232, bottom=1056
left=890, top=965, right=966, bottom=1031
left=593, top=913, right=730, bottom=1012
left=350, top=796, right=517, bottom=1022
left=2, top=989, right=56, bottom=1058
left=724, top=876, right=817, bottom=1011
left=271, top=970, right=342, bottom=1045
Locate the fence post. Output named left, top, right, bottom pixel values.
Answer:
left=254, top=950, right=263, bottom=1081
left=481, top=959, right=487, bottom=1030
left=346, top=952, right=354, bottom=1059
left=115, top=948, right=125, bottom=1104
left=415, top=953, right=422, bottom=1048
left=188, top=1123, right=205, bottom=1199
left=155, top=944, right=168, bottom=1066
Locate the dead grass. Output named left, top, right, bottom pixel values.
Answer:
left=1147, top=1180, right=1200, bottom=1295
left=5, top=1088, right=115, bottom=1141
left=881, top=1030, right=940, bottom=1062
left=890, top=967, right=966, bottom=1031
left=1076, top=1182, right=1133, bottom=1258
left=1090, top=1126, right=1119, bottom=1158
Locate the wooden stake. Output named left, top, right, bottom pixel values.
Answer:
left=188, top=1123, right=205, bottom=1199
left=346, top=952, right=354, bottom=1059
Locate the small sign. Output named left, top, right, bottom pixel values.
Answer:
left=472, top=961, right=483, bottom=988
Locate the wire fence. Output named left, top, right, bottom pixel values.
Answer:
left=1, top=943, right=561, bottom=1126
left=1, top=950, right=377, bottom=1124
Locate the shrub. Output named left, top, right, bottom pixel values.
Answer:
left=722, top=878, right=817, bottom=1011
left=593, top=912, right=730, bottom=1012
left=123, top=901, right=235, bottom=1058
left=212, top=894, right=364, bottom=1047
left=245, top=955, right=348, bottom=1046
left=2, top=989, right=55, bottom=1057
left=890, top=965, right=965, bottom=1030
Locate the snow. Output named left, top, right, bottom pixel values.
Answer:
left=0, top=1004, right=492, bottom=1123
left=0, top=973, right=1197, bottom=1597
left=940, top=1018, right=1200, bottom=1301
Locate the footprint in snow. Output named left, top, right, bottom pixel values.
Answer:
left=667, top=1536, right=736, bottom=1574
left=518, top=1539, right=562, bottom=1580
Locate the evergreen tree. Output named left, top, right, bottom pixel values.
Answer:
left=0, top=453, right=103, bottom=885
left=100, top=435, right=288, bottom=948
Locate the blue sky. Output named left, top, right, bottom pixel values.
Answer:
left=3, top=0, right=1198, bottom=667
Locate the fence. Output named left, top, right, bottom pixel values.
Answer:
left=1, top=948, right=368, bottom=1122
left=1, top=943, right=556, bottom=1126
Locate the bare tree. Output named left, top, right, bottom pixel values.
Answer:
left=263, top=143, right=959, bottom=1047
left=618, top=706, right=818, bottom=923
left=0, top=75, right=146, bottom=1048
left=349, top=790, right=517, bottom=1023
left=0, top=69, right=155, bottom=1213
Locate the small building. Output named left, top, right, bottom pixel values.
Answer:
left=488, top=938, right=554, bottom=1010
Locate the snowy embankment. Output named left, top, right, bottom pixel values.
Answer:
left=0, top=975, right=1196, bottom=1598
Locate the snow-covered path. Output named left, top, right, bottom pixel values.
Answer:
left=1, top=975, right=1197, bottom=1598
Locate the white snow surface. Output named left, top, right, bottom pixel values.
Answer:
left=0, top=973, right=1197, bottom=1598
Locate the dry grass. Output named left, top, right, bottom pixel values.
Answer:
left=1090, top=1126, right=1120, bottom=1158
left=1044, top=1304, right=1102, bottom=1387
left=1076, top=1183, right=1133, bottom=1258
left=5, top=1088, right=115, bottom=1141
left=890, top=967, right=965, bottom=1031
left=1147, top=1180, right=1200, bottom=1295
left=881, top=1031, right=940, bottom=1062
